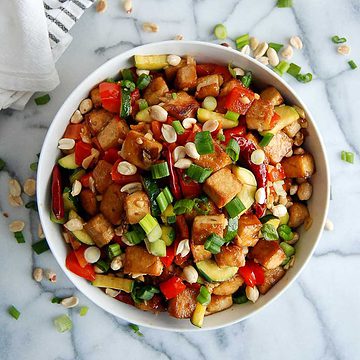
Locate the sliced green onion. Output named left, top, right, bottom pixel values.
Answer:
left=331, top=35, right=347, bottom=44
left=196, top=286, right=211, bottom=305
left=278, top=224, right=294, bottom=242
left=259, top=133, right=274, bottom=147
left=228, top=63, right=237, bottom=78
left=8, top=305, right=21, bottom=320
left=173, top=199, right=195, bottom=215
left=235, top=33, right=249, bottom=49
left=32, top=239, right=49, bottom=254
left=30, top=162, right=38, bottom=171
left=341, top=150, right=347, bottom=161
left=14, top=231, right=25, bottom=244
left=51, top=297, right=63, bottom=304
left=296, top=73, right=313, bottom=83
left=233, top=289, right=248, bottom=304
left=129, top=323, right=143, bottom=336
left=136, top=74, right=151, bottom=90
left=121, top=80, right=136, bottom=92
left=25, top=200, right=38, bottom=211
left=342, top=151, right=355, bottom=164
left=0, top=158, right=5, bottom=171
left=172, top=120, right=185, bottom=135
left=226, top=138, right=240, bottom=162
left=348, top=60, right=357, bottom=70
left=224, top=216, right=238, bottom=242
left=95, top=259, right=110, bottom=273
left=268, top=42, right=284, bottom=52
left=194, top=197, right=211, bottom=215
left=204, top=233, right=225, bottom=254
left=214, top=24, right=227, bottom=40
left=225, top=197, right=246, bottom=218
left=156, top=192, right=169, bottom=213
left=277, top=0, right=293, bottom=7
left=138, top=99, right=148, bottom=111
left=54, top=314, right=73, bottom=333
left=241, top=71, right=252, bottom=88
left=280, top=242, right=295, bottom=257
left=260, top=214, right=278, bottom=224
left=139, top=213, right=158, bottom=234
left=34, top=94, right=50, bottom=105
left=106, top=78, right=116, bottom=83
left=186, top=164, right=212, bottom=183
left=150, top=162, right=170, bottom=179
left=224, top=110, right=240, bottom=122
left=122, top=68, right=134, bottom=81
left=217, top=133, right=225, bottom=142
left=124, top=225, right=146, bottom=245
left=287, top=63, right=302, bottom=77
left=171, top=93, right=177, bottom=100
left=142, top=174, right=161, bottom=217
left=273, top=61, right=290, bottom=76
left=136, top=285, right=160, bottom=301
left=261, top=223, right=279, bottom=240
left=108, top=243, right=121, bottom=259
left=195, top=131, right=214, bottom=155
left=202, top=96, right=217, bottom=111
left=79, top=306, right=88, bottom=316
left=167, top=215, right=176, bottom=224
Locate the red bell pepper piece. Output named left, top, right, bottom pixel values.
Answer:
left=63, top=124, right=83, bottom=141
left=151, top=121, right=163, bottom=142
left=130, top=88, right=141, bottom=116
left=224, top=86, right=255, bottom=115
left=238, top=260, right=265, bottom=287
left=65, top=250, right=96, bottom=281
left=222, top=125, right=247, bottom=144
left=176, top=129, right=193, bottom=146
left=75, top=141, right=92, bottom=165
left=268, top=165, right=286, bottom=182
left=74, top=245, right=89, bottom=268
left=270, top=112, right=280, bottom=128
left=99, top=82, right=121, bottom=113
left=163, top=144, right=182, bottom=200
left=80, top=172, right=92, bottom=188
left=159, top=276, right=186, bottom=300
left=102, top=147, right=120, bottom=164
left=110, top=159, right=141, bottom=185
left=51, top=164, right=65, bottom=221
left=160, top=244, right=176, bottom=268
left=177, top=170, right=202, bottom=198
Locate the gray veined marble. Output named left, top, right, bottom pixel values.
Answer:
left=1, top=1, right=360, bottom=359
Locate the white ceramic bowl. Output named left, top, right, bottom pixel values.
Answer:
left=37, top=41, right=330, bottom=331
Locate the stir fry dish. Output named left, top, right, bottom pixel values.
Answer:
left=50, top=54, right=315, bottom=327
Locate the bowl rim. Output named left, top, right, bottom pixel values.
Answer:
left=37, top=40, right=330, bottom=331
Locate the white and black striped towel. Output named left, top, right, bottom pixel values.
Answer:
left=0, top=0, right=94, bottom=111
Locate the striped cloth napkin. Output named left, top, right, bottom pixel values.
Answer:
left=0, top=0, right=94, bottom=111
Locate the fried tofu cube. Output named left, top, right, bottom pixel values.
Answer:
left=143, top=76, right=169, bottom=106
left=235, top=214, right=262, bottom=247
left=100, top=183, right=126, bottom=225
left=85, top=109, right=113, bottom=135
left=195, top=75, right=223, bottom=99
left=212, top=274, right=244, bottom=296
left=281, top=153, right=315, bottom=178
left=245, top=99, right=275, bottom=132
left=214, top=244, right=246, bottom=268
left=258, top=266, right=286, bottom=294
left=97, top=117, right=129, bottom=151
left=92, top=160, right=113, bottom=194
left=260, top=86, right=284, bottom=106
left=123, top=246, right=163, bottom=276
left=264, top=131, right=293, bottom=165
left=90, top=87, right=102, bottom=108
left=203, top=168, right=242, bottom=208
left=251, top=239, right=286, bottom=269
left=288, top=202, right=310, bottom=228
left=124, top=191, right=150, bottom=224
left=84, top=213, right=114, bottom=247
left=205, top=295, right=233, bottom=315
left=162, top=91, right=199, bottom=120
left=168, top=287, right=198, bottom=319
left=164, top=58, right=187, bottom=81
left=219, top=79, right=242, bottom=97
left=190, top=241, right=212, bottom=262
left=191, top=214, right=226, bottom=245
left=175, top=64, right=197, bottom=90
left=121, top=130, right=163, bottom=170
left=79, top=189, right=98, bottom=216
left=193, top=141, right=232, bottom=173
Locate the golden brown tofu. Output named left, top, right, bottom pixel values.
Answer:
left=193, top=140, right=232, bottom=173
left=264, top=131, right=293, bottom=165
left=283, top=120, right=301, bottom=138
left=124, top=191, right=150, bottom=224
left=97, top=117, right=129, bottom=151
left=162, top=91, right=199, bottom=120
left=92, top=160, right=113, bottom=194
left=143, top=77, right=169, bottom=106
left=260, top=86, right=284, bottom=106
left=190, top=241, right=212, bottom=262
left=130, top=122, right=150, bottom=134
left=213, top=274, right=244, bottom=296
left=219, top=79, right=241, bottom=97
left=195, top=75, right=223, bottom=99
left=288, top=202, right=310, bottom=228
left=203, top=168, right=242, bottom=208
left=84, top=213, right=114, bottom=248
left=281, top=153, right=315, bottom=178
left=168, top=287, right=198, bottom=319
left=85, top=109, right=113, bottom=135
left=251, top=239, right=286, bottom=269
left=175, top=64, right=197, bottom=90
left=235, top=214, right=262, bottom=247
left=205, top=295, right=233, bottom=315
left=79, top=189, right=98, bottom=216
left=100, top=183, right=126, bottom=225
left=123, top=246, right=163, bottom=276
left=258, top=267, right=286, bottom=294
left=164, top=58, right=187, bottom=81
left=191, top=214, right=226, bottom=245
left=245, top=99, right=275, bottom=132
left=215, top=244, right=246, bottom=268
left=90, top=87, right=102, bottom=108
left=121, top=130, right=163, bottom=170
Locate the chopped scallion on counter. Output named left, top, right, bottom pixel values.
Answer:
left=277, top=0, right=293, bottom=7
left=8, top=305, right=21, bottom=320
left=273, top=60, right=290, bottom=76
left=235, top=33, right=249, bottom=49
left=34, top=94, right=50, bottom=105
left=348, top=60, right=357, bottom=70
left=129, top=323, right=143, bottom=336
left=30, top=162, right=38, bottom=171
left=196, top=286, right=211, bottom=305
left=79, top=306, right=88, bottom=316
left=331, top=35, right=347, bottom=44
left=225, top=197, right=246, bottom=218
left=259, top=133, right=274, bottom=147
left=341, top=151, right=355, bottom=164
left=173, top=199, right=195, bottom=215
left=296, top=73, right=313, bottom=83
left=51, top=297, right=63, bottom=304
left=214, top=24, right=227, bottom=40
left=224, top=110, right=240, bottom=122
left=14, top=231, right=25, bottom=244
left=54, top=314, right=73, bottom=333
left=172, top=120, right=185, bottom=135
left=226, top=138, right=240, bottom=162
left=195, top=131, right=214, bottom=155
left=287, top=63, right=302, bottom=77
left=0, top=158, right=5, bottom=171
left=32, top=239, right=49, bottom=254
left=150, top=162, right=170, bottom=179
left=186, top=164, right=212, bottom=183
left=204, top=234, right=225, bottom=255
left=138, top=99, right=148, bottom=111
left=25, top=200, right=38, bottom=211
left=268, top=42, right=284, bottom=52
left=241, top=71, right=252, bottom=88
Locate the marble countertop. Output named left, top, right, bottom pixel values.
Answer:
left=1, top=1, right=360, bottom=359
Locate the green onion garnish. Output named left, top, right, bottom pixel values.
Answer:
left=122, top=68, right=134, bottom=81
left=226, top=138, right=240, bottom=162
left=232, top=289, right=248, bottom=304
left=241, top=71, right=252, bottom=88
left=204, top=234, right=225, bottom=254
left=214, top=24, right=227, bottom=40
left=8, top=305, right=21, bottom=320
left=51, top=297, right=63, bottom=304
left=268, top=42, right=284, bottom=52
left=261, top=223, right=279, bottom=240
left=135, top=285, right=160, bottom=301
left=30, top=162, right=38, bottom=171
left=202, top=96, right=218, bottom=111
left=259, top=133, right=274, bottom=147
left=171, top=93, right=177, bottom=100
left=296, top=73, right=313, bottom=83
left=156, top=187, right=173, bottom=213
left=225, top=197, right=246, bottom=218
left=224, top=110, right=240, bottom=122
left=124, top=225, right=146, bottom=245
left=280, top=242, right=296, bottom=257
left=217, top=133, right=225, bottom=142
left=348, top=60, right=357, bottom=70
left=196, top=286, right=211, bottom=305
left=139, top=213, right=158, bottom=234
left=287, top=63, right=302, bottom=77
left=0, top=158, right=5, bottom=171
left=278, top=224, right=294, bottom=242
left=195, top=131, right=214, bottom=155
left=172, top=120, right=185, bottom=135
left=173, top=199, right=195, bottom=215
left=136, top=74, right=151, bottom=90
left=138, top=99, right=148, bottom=111
left=106, top=78, right=116, bottom=83
left=273, top=61, right=290, bottom=76
left=34, top=94, right=50, bottom=105
left=54, top=314, right=73, bottom=333
left=25, top=200, right=38, bottom=211
left=129, top=323, right=143, bottom=336
left=95, top=259, right=110, bottom=273
left=341, top=151, right=355, bottom=164
left=150, top=162, right=170, bottom=179
left=108, top=243, right=121, bottom=259
left=331, top=35, right=347, bottom=44
left=79, top=306, right=89, bottom=316
left=186, top=164, right=212, bottom=183
left=14, top=231, right=25, bottom=244
left=121, top=80, right=136, bottom=92
left=32, top=239, right=49, bottom=254
left=235, top=33, right=249, bottom=50
left=277, top=0, right=293, bottom=7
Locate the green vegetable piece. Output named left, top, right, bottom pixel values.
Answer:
left=173, top=199, right=195, bottom=215
left=280, top=242, right=295, bottom=257
left=277, top=0, right=293, bottom=7
left=32, top=239, right=50, bottom=254
left=129, top=323, right=143, bottom=336
left=268, top=42, right=284, bottom=52
left=331, top=35, right=347, bottom=44
left=296, top=73, right=313, bottom=83
left=14, top=231, right=25, bottom=244
left=34, top=94, right=50, bottom=105
left=54, top=314, right=73, bottom=333
left=195, top=131, right=214, bottom=155
left=348, top=60, right=357, bottom=70
left=25, top=200, right=38, bottom=211
left=261, top=223, right=279, bottom=240
left=241, top=71, right=252, bottom=88
left=196, top=286, right=211, bottom=305
left=287, top=63, right=301, bottom=77
left=8, top=305, right=21, bottom=320
left=214, top=24, right=227, bottom=40
left=79, top=306, right=88, bottom=316
left=0, top=158, right=5, bottom=171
